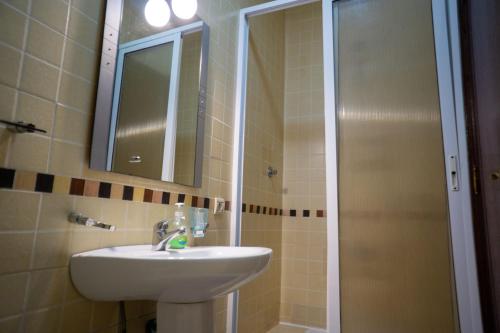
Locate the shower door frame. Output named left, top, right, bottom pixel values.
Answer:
left=230, top=0, right=483, bottom=332
left=322, top=0, right=483, bottom=332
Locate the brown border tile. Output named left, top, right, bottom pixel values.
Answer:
left=152, top=190, right=162, bottom=204
left=70, top=178, right=85, bottom=196
left=143, top=189, right=153, bottom=203
left=83, top=180, right=99, bottom=197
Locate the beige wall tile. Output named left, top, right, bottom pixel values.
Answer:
left=60, top=300, right=92, bottom=333
left=26, top=20, right=64, bottom=66
left=24, top=307, right=62, bottom=333
left=58, top=72, right=95, bottom=113
left=38, top=193, right=74, bottom=230
left=8, top=134, right=50, bottom=171
left=0, top=44, right=21, bottom=87
left=0, top=3, right=26, bottom=49
left=49, top=141, right=84, bottom=176
left=0, top=190, right=40, bottom=231
left=16, top=92, right=55, bottom=136
left=53, top=106, right=90, bottom=144
left=63, top=39, right=98, bottom=81
left=32, top=231, right=70, bottom=269
left=69, top=230, right=101, bottom=254
left=0, top=128, right=10, bottom=166
left=20, top=55, right=59, bottom=101
left=3, top=0, right=29, bottom=12
left=91, top=302, right=119, bottom=331
left=0, top=84, right=16, bottom=120
left=67, top=7, right=101, bottom=50
left=0, top=232, right=34, bottom=274
left=126, top=201, right=148, bottom=229
left=26, top=268, right=66, bottom=310
left=72, top=0, right=104, bottom=22
left=31, top=0, right=69, bottom=34
left=0, top=273, right=29, bottom=318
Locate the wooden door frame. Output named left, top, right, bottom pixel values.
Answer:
left=458, top=1, right=499, bottom=332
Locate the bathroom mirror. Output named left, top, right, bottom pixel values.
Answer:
left=90, top=0, right=209, bottom=187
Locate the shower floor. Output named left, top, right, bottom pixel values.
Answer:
left=267, top=323, right=326, bottom=333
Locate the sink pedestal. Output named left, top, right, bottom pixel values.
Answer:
left=157, top=300, right=215, bottom=333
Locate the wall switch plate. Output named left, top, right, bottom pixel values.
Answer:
left=214, top=197, right=225, bottom=214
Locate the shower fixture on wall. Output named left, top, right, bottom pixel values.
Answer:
left=267, top=166, right=278, bottom=178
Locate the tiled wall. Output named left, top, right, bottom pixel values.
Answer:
left=238, top=11, right=285, bottom=333
left=281, top=2, right=327, bottom=329
left=0, top=0, right=268, bottom=332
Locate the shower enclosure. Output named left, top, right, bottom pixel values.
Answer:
left=231, top=0, right=482, bottom=332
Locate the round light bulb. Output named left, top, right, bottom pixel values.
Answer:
left=144, top=0, right=171, bottom=27
left=171, top=0, right=198, bottom=20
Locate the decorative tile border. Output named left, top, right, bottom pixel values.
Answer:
left=241, top=202, right=326, bottom=218
left=0, top=168, right=222, bottom=210
left=0, top=168, right=326, bottom=218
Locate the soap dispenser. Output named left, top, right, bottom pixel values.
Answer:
left=169, top=203, right=189, bottom=249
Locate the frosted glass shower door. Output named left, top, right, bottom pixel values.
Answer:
left=334, top=0, right=459, bottom=332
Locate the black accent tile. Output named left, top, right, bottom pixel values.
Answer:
left=35, top=173, right=54, bottom=193
left=192, top=196, right=198, bottom=207
left=162, top=192, right=170, bottom=204
left=178, top=193, right=185, bottom=203
left=123, top=186, right=134, bottom=201
left=203, top=198, right=210, bottom=209
left=256, top=206, right=261, bottom=214
left=280, top=209, right=283, bottom=216
left=242, top=203, right=246, bottom=212
left=290, top=209, right=296, bottom=217
left=263, top=207, right=267, bottom=214
left=0, top=168, right=15, bottom=188
left=225, top=201, right=231, bottom=211
left=98, top=182, right=112, bottom=198
left=316, top=210, right=324, bottom=218
left=303, top=210, right=310, bottom=217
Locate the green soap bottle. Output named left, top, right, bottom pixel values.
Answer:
left=169, top=202, right=188, bottom=249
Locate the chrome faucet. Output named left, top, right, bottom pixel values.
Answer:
left=152, top=220, right=187, bottom=251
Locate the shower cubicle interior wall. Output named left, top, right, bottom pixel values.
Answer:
left=238, top=2, right=326, bottom=333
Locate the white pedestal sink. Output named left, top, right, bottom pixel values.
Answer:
left=70, top=246, right=272, bottom=333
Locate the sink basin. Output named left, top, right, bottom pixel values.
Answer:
left=71, top=245, right=272, bottom=333
left=71, top=245, right=272, bottom=303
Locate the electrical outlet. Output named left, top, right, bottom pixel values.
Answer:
left=214, top=197, right=225, bottom=214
